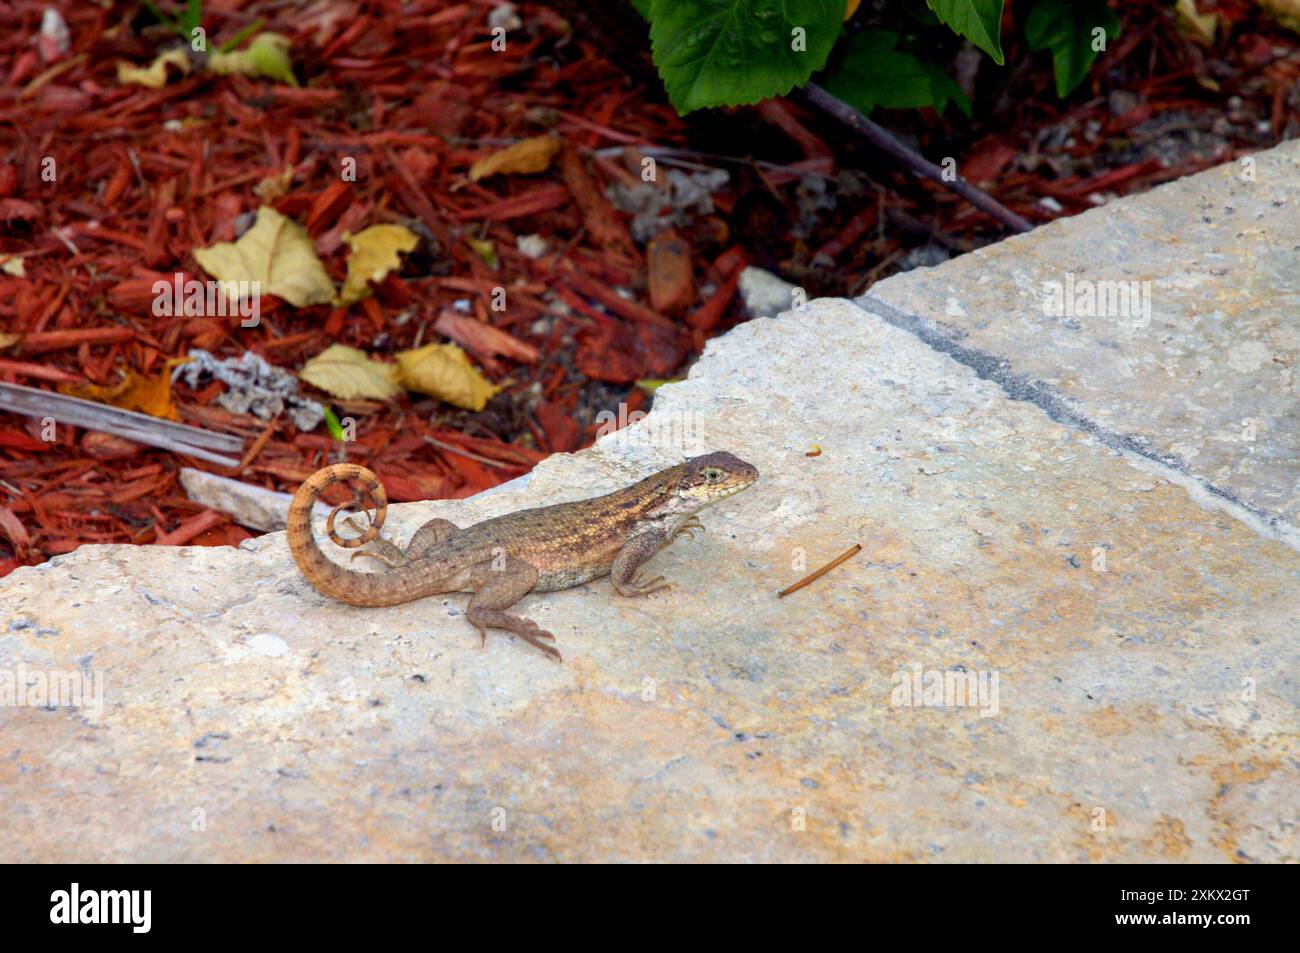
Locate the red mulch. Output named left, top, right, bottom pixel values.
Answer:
left=0, top=0, right=1296, bottom=575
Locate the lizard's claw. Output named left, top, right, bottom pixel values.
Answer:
left=472, top=620, right=561, bottom=660
left=518, top=627, right=562, bottom=660
left=503, top=615, right=557, bottom=643
left=676, top=516, right=706, bottom=541
left=626, top=572, right=670, bottom=597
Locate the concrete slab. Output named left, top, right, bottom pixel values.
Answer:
left=2, top=289, right=1295, bottom=861
left=861, top=139, right=1300, bottom=544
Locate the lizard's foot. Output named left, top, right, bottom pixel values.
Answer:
left=675, top=516, right=706, bottom=541
left=350, top=548, right=405, bottom=569
left=615, top=572, right=671, bottom=598
left=468, top=608, right=562, bottom=661
left=347, top=532, right=409, bottom=570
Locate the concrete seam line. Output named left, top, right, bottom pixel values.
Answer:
left=849, top=294, right=1300, bottom=554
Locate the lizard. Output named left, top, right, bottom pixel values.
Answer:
left=286, top=451, right=759, bottom=661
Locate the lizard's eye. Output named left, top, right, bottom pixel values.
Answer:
left=701, top=467, right=722, bottom=483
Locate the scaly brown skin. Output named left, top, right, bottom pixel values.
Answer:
left=287, top=451, right=759, bottom=661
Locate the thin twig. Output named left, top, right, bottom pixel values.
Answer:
left=590, top=145, right=839, bottom=180
left=801, top=83, right=1034, bottom=234
left=777, top=543, right=863, bottom=598
left=423, top=435, right=510, bottom=469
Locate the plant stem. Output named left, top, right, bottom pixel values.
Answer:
left=220, top=18, right=265, bottom=53
left=801, top=83, right=1034, bottom=234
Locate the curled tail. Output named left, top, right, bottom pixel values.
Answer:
left=293, top=463, right=387, bottom=548
left=288, top=464, right=411, bottom=607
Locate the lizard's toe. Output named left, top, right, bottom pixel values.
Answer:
left=535, top=641, right=563, bottom=662
left=624, top=573, right=670, bottom=597
left=514, top=618, right=556, bottom=642
left=513, top=625, right=561, bottom=659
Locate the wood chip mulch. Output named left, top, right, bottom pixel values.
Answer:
left=1, top=0, right=1296, bottom=576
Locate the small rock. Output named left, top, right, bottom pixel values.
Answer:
left=515, top=234, right=548, bottom=259
left=738, top=266, right=796, bottom=319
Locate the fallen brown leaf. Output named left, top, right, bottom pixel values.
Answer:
left=469, top=134, right=562, bottom=182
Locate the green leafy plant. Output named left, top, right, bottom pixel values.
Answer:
left=824, top=29, right=972, bottom=117
left=927, top=0, right=1005, bottom=63
left=138, top=1, right=268, bottom=53
left=636, top=0, right=1123, bottom=116
left=648, top=0, right=844, bottom=111
left=1026, top=0, right=1121, bottom=97
left=139, top=0, right=204, bottom=40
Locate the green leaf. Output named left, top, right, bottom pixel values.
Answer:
left=636, top=378, right=680, bottom=394
left=220, top=18, right=266, bottom=54
left=631, top=0, right=653, bottom=18
left=823, top=30, right=972, bottom=117
left=648, top=0, right=843, bottom=113
left=1025, top=0, right=1120, bottom=97
left=926, top=0, right=1005, bottom=64
left=323, top=406, right=345, bottom=441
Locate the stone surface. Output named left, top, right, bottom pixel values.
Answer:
left=3, top=292, right=1296, bottom=861
left=861, top=139, right=1300, bottom=540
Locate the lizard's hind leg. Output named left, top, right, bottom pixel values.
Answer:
left=351, top=516, right=463, bottom=570
left=465, top=558, right=561, bottom=661
left=404, top=517, right=461, bottom=558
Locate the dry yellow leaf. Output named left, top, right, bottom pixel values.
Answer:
left=468, top=134, right=562, bottom=182
left=844, top=0, right=863, bottom=21
left=0, top=256, right=25, bottom=277
left=0, top=332, right=21, bottom=351
left=1175, top=0, right=1217, bottom=44
left=465, top=237, right=498, bottom=268
left=194, top=207, right=335, bottom=308
left=253, top=166, right=295, bottom=200
left=299, top=344, right=402, bottom=401
left=208, top=33, right=298, bottom=86
left=60, top=365, right=181, bottom=421
left=395, top=342, right=501, bottom=411
left=338, top=225, right=421, bottom=306
left=1259, top=0, right=1300, bottom=33
left=116, top=48, right=191, bottom=89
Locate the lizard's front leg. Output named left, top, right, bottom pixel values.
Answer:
left=674, top=515, right=705, bottom=541
left=466, top=557, right=561, bottom=661
left=611, top=529, right=672, bottom=597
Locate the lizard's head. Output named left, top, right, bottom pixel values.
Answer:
left=673, top=451, right=759, bottom=510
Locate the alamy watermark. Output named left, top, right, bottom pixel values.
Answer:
left=595, top=402, right=705, bottom=449
left=50, top=883, right=150, bottom=933
left=891, top=663, right=999, bottom=718
left=1042, top=272, right=1151, bottom=328
left=1, top=662, right=104, bottom=720
left=152, top=272, right=261, bottom=327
